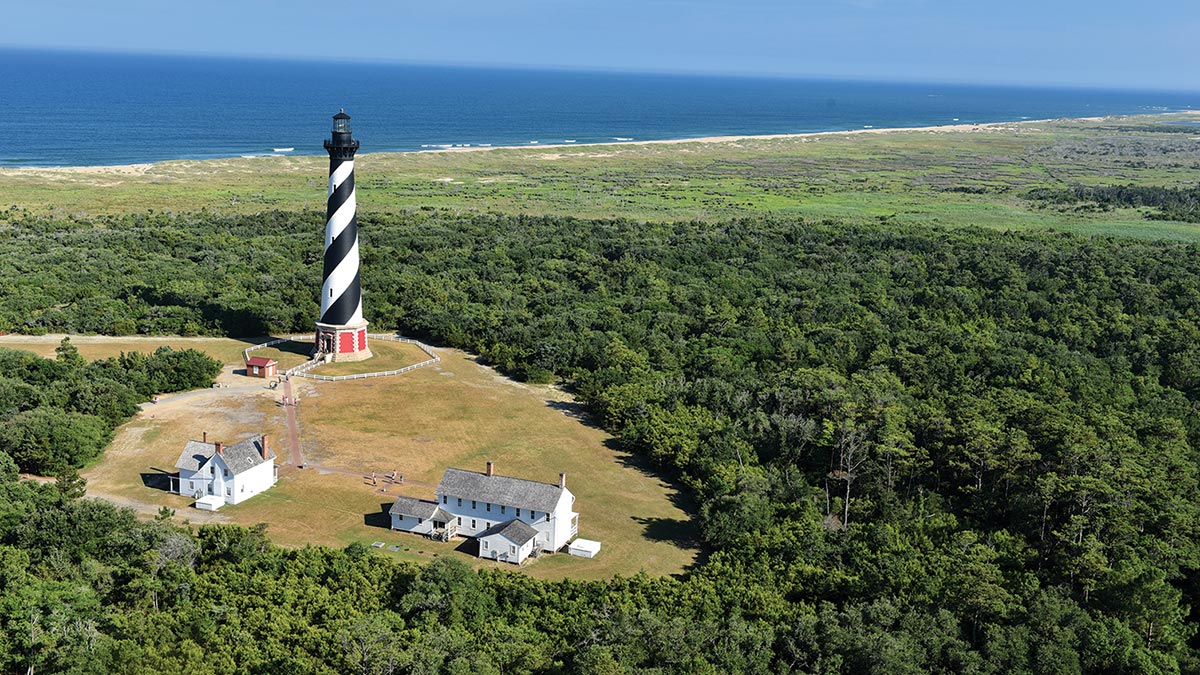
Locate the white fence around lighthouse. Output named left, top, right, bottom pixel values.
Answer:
left=243, top=334, right=440, bottom=381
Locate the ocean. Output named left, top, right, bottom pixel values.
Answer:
left=1, top=49, right=1196, bottom=167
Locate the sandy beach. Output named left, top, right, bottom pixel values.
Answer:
left=6, top=111, right=1196, bottom=177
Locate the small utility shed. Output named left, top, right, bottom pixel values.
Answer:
left=389, top=496, right=452, bottom=536
left=245, top=356, right=277, bottom=378
left=478, top=519, right=539, bottom=565
left=569, top=538, right=602, bottom=558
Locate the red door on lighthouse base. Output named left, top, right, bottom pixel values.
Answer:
left=314, top=320, right=372, bottom=362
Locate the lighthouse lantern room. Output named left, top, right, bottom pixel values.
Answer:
left=314, top=109, right=372, bottom=362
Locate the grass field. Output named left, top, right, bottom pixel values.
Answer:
left=3, top=113, right=1199, bottom=240
left=310, top=340, right=428, bottom=376
left=3, top=335, right=699, bottom=580
left=241, top=339, right=313, bottom=372
left=0, top=334, right=259, bottom=364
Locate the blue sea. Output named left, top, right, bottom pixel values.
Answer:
left=1, top=49, right=1197, bottom=167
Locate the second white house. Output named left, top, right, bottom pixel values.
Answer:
left=389, top=461, right=579, bottom=564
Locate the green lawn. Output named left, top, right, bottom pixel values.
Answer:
left=43, top=335, right=699, bottom=580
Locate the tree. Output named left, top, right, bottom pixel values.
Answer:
left=0, top=408, right=110, bottom=475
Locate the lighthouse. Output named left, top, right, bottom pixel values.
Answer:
left=314, top=109, right=372, bottom=361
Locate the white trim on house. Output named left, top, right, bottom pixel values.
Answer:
left=386, top=464, right=582, bottom=562
left=173, top=435, right=278, bottom=508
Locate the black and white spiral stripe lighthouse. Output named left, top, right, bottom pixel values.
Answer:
left=314, top=109, right=372, bottom=361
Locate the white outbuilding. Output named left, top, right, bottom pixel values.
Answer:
left=171, top=433, right=278, bottom=509
left=568, top=538, right=602, bottom=559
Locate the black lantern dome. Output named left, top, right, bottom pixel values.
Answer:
left=324, top=108, right=360, bottom=159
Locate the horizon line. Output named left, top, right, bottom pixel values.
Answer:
left=3, top=44, right=1198, bottom=96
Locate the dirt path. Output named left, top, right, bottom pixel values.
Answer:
left=141, top=382, right=265, bottom=410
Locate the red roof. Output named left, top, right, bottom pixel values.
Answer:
left=246, top=356, right=278, bottom=368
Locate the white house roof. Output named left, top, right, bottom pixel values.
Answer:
left=174, top=435, right=275, bottom=476
left=479, top=518, right=539, bottom=546
left=389, top=496, right=451, bottom=521
left=436, top=467, right=566, bottom=513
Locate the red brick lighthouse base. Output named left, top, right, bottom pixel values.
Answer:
left=315, top=320, right=372, bottom=362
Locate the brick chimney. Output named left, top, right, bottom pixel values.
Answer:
left=486, top=461, right=494, bottom=477
left=202, top=431, right=208, bottom=443
left=559, top=472, right=567, bottom=489
left=260, top=435, right=269, bottom=460
left=215, top=442, right=224, bottom=456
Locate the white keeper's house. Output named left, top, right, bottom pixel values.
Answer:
left=171, top=432, right=278, bottom=510
left=389, top=461, right=578, bottom=564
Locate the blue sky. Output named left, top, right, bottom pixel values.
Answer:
left=4, top=0, right=1197, bottom=90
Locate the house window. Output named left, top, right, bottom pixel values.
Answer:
left=531, top=511, right=537, bottom=520
left=486, top=522, right=491, bottom=529
left=510, top=544, right=516, bottom=555
left=486, top=503, right=491, bottom=512
left=210, top=466, right=215, bottom=476
left=457, top=498, right=462, bottom=506
left=483, top=540, right=489, bottom=550
left=471, top=500, right=476, bottom=509
left=516, top=508, right=521, bottom=517
left=418, top=518, right=424, bottom=524
left=223, top=469, right=229, bottom=477
left=226, top=487, right=231, bottom=496
left=252, top=366, right=259, bottom=374
left=457, top=517, right=462, bottom=525
left=471, top=520, right=477, bottom=529
left=500, top=505, right=506, bottom=514
left=443, top=495, right=448, bottom=504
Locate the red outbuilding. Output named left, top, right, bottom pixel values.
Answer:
left=245, top=356, right=278, bottom=378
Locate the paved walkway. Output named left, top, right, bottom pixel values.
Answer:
left=281, top=379, right=305, bottom=468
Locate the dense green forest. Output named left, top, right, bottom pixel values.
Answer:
left=0, top=340, right=221, bottom=475
left=4, top=208, right=1200, bottom=672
